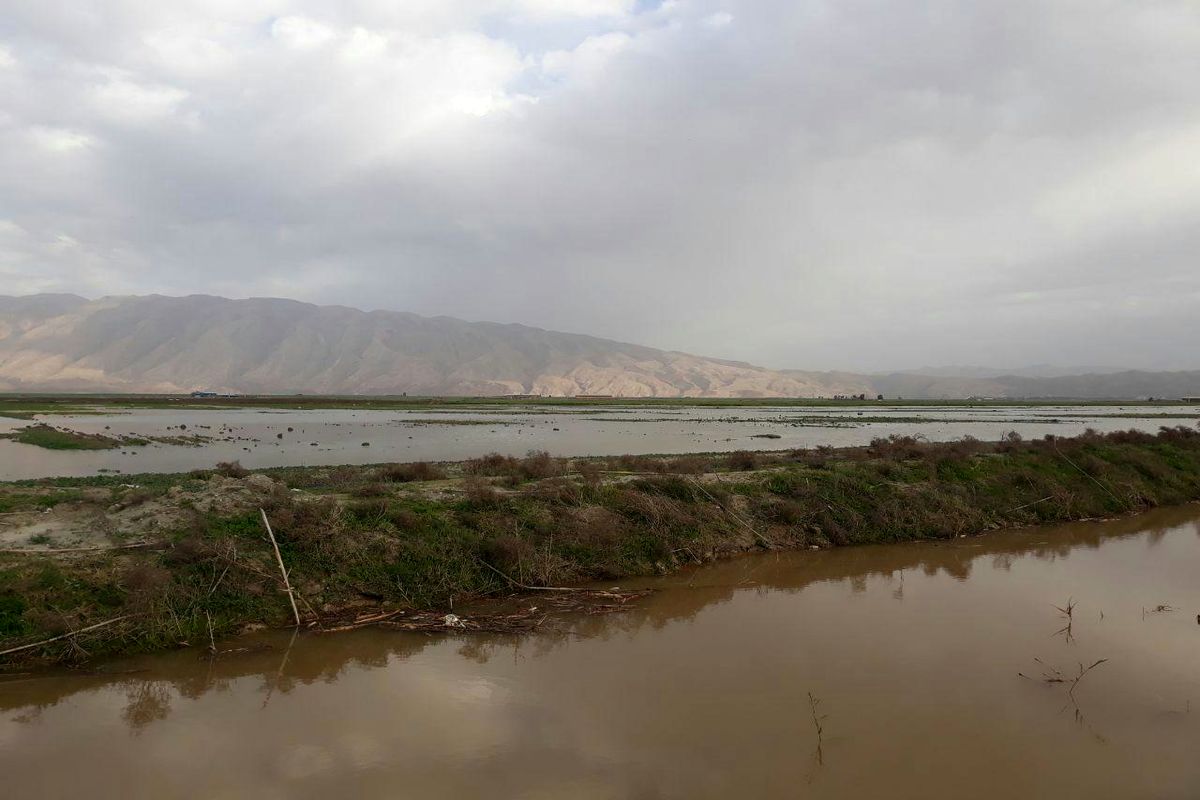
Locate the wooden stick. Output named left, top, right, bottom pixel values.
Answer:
left=260, top=508, right=301, bottom=627
left=205, top=610, right=217, bottom=656
left=1004, top=496, right=1054, bottom=513
left=0, top=541, right=158, bottom=554
left=0, top=614, right=137, bottom=658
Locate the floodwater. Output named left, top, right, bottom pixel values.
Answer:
left=2, top=403, right=1197, bottom=480
left=2, top=507, right=1198, bottom=799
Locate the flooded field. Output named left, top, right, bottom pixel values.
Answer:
left=2, top=403, right=1198, bottom=480
left=2, top=506, right=1197, bottom=798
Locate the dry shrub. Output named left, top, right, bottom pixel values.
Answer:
left=346, top=498, right=389, bottom=524
left=351, top=483, right=389, bottom=498
left=381, top=461, right=447, bottom=482
left=726, top=450, right=760, bottom=471
left=574, top=459, right=603, bottom=486
left=757, top=498, right=812, bottom=525
left=480, top=533, right=535, bottom=572
left=613, top=454, right=661, bottom=473
left=386, top=508, right=423, bottom=530
left=663, top=455, right=711, bottom=474
left=215, top=460, right=248, bottom=478
left=464, top=452, right=519, bottom=476
left=1157, top=424, right=1200, bottom=443
left=265, top=497, right=341, bottom=545
left=122, top=563, right=171, bottom=598
left=21, top=608, right=69, bottom=636
left=521, top=477, right=584, bottom=505
left=996, top=431, right=1027, bottom=454
left=555, top=506, right=625, bottom=548
left=1104, top=429, right=1157, bottom=446
left=112, top=486, right=158, bottom=510
left=926, top=435, right=985, bottom=460
left=462, top=477, right=503, bottom=508
left=630, top=475, right=703, bottom=503
left=866, top=435, right=927, bottom=460
left=609, top=487, right=705, bottom=531
left=326, top=466, right=361, bottom=489
left=163, top=535, right=213, bottom=566
left=792, top=446, right=834, bottom=469
left=816, top=510, right=851, bottom=546
left=519, top=450, right=565, bottom=479
left=463, top=450, right=565, bottom=482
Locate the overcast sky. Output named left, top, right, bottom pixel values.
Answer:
left=2, top=1, right=1198, bottom=371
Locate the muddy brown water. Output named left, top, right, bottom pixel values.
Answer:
left=2, top=507, right=1199, bottom=799
left=2, top=403, right=1197, bottom=480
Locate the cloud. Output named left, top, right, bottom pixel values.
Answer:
left=270, top=15, right=336, bottom=49
left=1, top=0, right=1198, bottom=371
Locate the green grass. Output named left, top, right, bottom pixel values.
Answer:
left=0, top=490, right=83, bottom=513
left=2, top=423, right=124, bottom=450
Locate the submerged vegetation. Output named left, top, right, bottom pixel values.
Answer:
left=1, top=426, right=1199, bottom=666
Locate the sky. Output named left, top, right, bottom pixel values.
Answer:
left=1, top=0, right=1198, bottom=372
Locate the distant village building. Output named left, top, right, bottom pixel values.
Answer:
left=190, top=390, right=218, bottom=398
left=1183, top=396, right=1200, bottom=403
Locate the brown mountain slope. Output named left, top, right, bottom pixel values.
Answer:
left=0, top=294, right=874, bottom=397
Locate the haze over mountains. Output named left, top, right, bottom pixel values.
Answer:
left=0, top=294, right=1196, bottom=400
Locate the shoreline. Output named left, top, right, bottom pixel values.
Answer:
left=2, top=425, right=1199, bottom=668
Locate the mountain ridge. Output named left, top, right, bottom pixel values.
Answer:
left=0, top=293, right=875, bottom=397
left=1, top=294, right=1197, bottom=399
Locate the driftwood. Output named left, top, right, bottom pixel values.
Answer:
left=476, top=558, right=646, bottom=597
left=0, top=614, right=139, bottom=658
left=315, top=588, right=653, bottom=636
left=260, top=508, right=301, bottom=627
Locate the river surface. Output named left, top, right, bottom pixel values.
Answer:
left=2, top=403, right=1197, bottom=479
left=2, top=506, right=1198, bottom=798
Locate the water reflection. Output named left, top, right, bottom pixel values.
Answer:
left=1, top=506, right=1198, bottom=798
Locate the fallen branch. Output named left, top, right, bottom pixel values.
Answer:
left=0, top=614, right=139, bottom=658
left=1005, top=496, right=1054, bottom=513
left=0, top=541, right=159, bottom=555
left=260, top=508, right=301, bottom=627
left=476, top=557, right=637, bottom=596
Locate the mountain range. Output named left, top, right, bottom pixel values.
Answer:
left=1, top=294, right=1196, bottom=400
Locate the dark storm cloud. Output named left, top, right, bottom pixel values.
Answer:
left=1, top=0, right=1198, bottom=370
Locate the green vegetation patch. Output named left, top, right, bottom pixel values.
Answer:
left=2, top=423, right=125, bottom=450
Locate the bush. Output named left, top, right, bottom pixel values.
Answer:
left=462, top=477, right=504, bottom=508
left=726, top=450, right=760, bottom=471
left=381, top=462, right=447, bottom=482
left=214, top=461, right=248, bottom=478
left=463, top=451, right=565, bottom=482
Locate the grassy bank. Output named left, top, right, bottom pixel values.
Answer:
left=2, top=426, right=1199, bottom=666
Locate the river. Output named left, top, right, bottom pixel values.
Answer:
left=2, top=506, right=1198, bottom=798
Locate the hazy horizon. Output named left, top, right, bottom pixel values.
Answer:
left=3, top=2, right=1198, bottom=372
